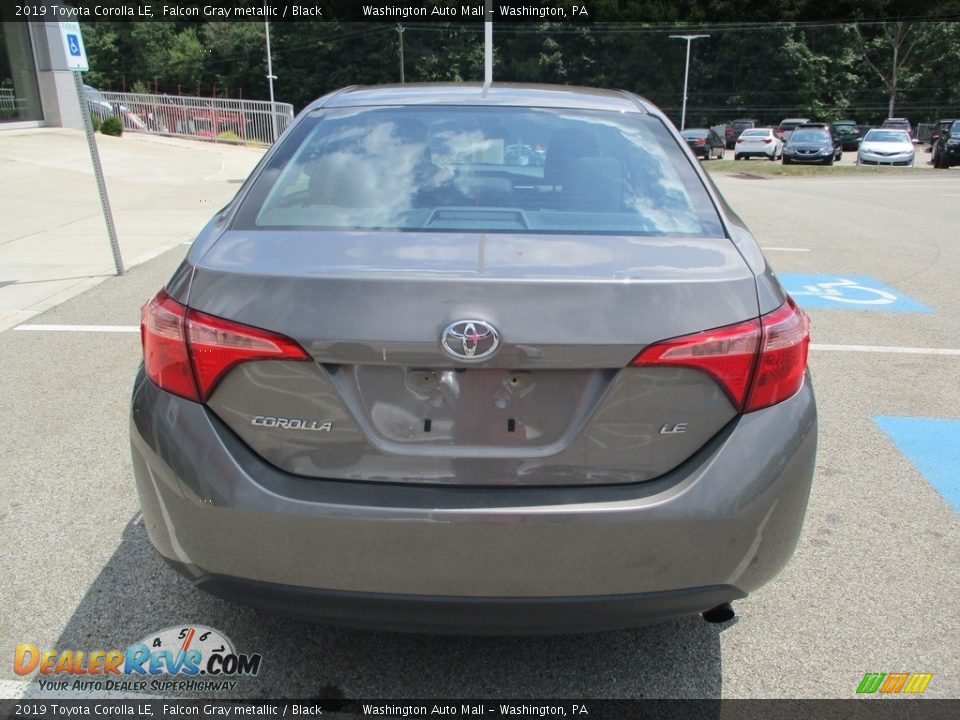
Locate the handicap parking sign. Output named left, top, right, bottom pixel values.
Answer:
left=58, top=22, right=89, bottom=72
left=778, top=273, right=932, bottom=313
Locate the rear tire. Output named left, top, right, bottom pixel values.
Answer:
left=735, top=154, right=742, bottom=161
left=782, top=157, right=791, bottom=165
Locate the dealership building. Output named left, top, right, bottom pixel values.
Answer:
left=1, top=13, right=86, bottom=130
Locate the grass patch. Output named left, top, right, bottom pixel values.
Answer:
left=703, top=159, right=926, bottom=176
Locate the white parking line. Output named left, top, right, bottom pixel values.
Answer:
left=811, top=343, right=960, bottom=356
left=15, top=324, right=139, bottom=333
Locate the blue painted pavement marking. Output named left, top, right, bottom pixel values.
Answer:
left=779, top=273, right=932, bottom=312
left=874, top=416, right=960, bottom=514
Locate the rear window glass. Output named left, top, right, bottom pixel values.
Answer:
left=741, top=129, right=769, bottom=137
left=681, top=129, right=709, bottom=138
left=234, top=106, right=724, bottom=237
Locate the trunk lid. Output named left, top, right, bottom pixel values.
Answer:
left=190, top=230, right=759, bottom=486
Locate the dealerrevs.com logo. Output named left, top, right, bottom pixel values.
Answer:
left=14, top=625, right=261, bottom=693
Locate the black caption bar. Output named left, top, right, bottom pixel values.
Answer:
left=3, top=700, right=960, bottom=720
left=9, top=0, right=960, bottom=23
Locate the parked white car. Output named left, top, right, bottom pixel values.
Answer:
left=734, top=128, right=783, bottom=160
left=856, top=129, right=915, bottom=167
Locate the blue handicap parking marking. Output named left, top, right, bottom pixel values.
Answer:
left=874, top=416, right=960, bottom=514
left=778, top=273, right=932, bottom=312
left=67, top=34, right=81, bottom=57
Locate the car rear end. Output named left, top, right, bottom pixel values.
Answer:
left=131, top=84, right=817, bottom=633
left=735, top=129, right=778, bottom=159
left=681, top=129, right=712, bottom=157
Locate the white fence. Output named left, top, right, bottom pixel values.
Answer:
left=86, top=90, right=295, bottom=145
left=0, top=88, right=25, bottom=114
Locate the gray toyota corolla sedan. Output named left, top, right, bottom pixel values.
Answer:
left=131, top=83, right=817, bottom=633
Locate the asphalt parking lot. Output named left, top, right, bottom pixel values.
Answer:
left=1, top=165, right=959, bottom=701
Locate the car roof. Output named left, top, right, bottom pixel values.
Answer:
left=306, top=83, right=651, bottom=114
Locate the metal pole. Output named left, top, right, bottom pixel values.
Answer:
left=265, top=15, right=278, bottom=143
left=484, top=0, right=493, bottom=86
left=669, top=34, right=709, bottom=130
left=397, top=24, right=405, bottom=83
left=73, top=71, right=124, bottom=276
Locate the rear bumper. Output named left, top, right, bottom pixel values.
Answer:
left=736, top=148, right=775, bottom=157
left=187, top=569, right=742, bottom=633
left=131, top=369, right=817, bottom=631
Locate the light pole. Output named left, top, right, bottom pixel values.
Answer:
left=669, top=34, right=709, bottom=130
left=265, top=17, right=278, bottom=143
left=397, top=24, right=405, bottom=83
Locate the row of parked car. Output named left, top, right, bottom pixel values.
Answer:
left=682, top=116, right=950, bottom=168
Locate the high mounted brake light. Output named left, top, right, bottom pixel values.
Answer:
left=630, top=297, right=810, bottom=413
left=141, top=290, right=309, bottom=402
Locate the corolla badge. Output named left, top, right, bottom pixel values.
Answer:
left=441, top=320, right=500, bottom=361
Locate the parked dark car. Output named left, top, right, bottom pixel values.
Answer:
left=881, top=117, right=914, bottom=139
left=783, top=126, right=841, bottom=165
left=682, top=127, right=726, bottom=159
left=930, top=119, right=956, bottom=149
left=131, top=83, right=816, bottom=633
left=724, top=118, right=757, bottom=149
left=831, top=120, right=862, bottom=151
left=933, top=119, right=960, bottom=168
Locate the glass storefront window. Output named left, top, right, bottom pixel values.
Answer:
left=1, top=19, right=44, bottom=123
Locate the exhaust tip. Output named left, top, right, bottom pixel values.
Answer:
left=701, top=602, right=735, bottom=624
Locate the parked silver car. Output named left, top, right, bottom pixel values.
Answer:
left=131, top=84, right=817, bottom=633
left=857, top=128, right=916, bottom=167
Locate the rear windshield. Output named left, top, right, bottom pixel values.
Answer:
left=234, top=106, right=724, bottom=237
left=732, top=121, right=754, bottom=129
left=741, top=129, right=769, bottom=137
left=681, top=129, right=709, bottom=138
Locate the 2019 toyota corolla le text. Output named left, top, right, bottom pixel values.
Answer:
left=130, top=84, right=817, bottom=634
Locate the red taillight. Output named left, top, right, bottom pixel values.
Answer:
left=141, top=291, right=199, bottom=401
left=141, top=290, right=309, bottom=402
left=629, top=298, right=810, bottom=413
left=743, top=297, right=810, bottom=412
left=763, top=138, right=773, bottom=144
left=694, top=138, right=706, bottom=145
left=630, top=318, right=761, bottom=409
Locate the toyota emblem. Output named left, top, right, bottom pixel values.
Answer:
left=440, top=320, right=500, bottom=361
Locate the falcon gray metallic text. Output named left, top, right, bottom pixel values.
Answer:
left=130, top=83, right=817, bottom=633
